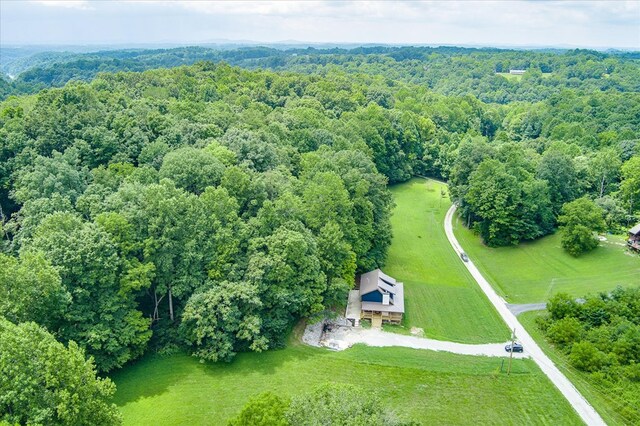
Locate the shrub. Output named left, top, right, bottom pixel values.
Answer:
left=569, top=341, right=608, bottom=372
left=547, top=317, right=583, bottom=349
left=227, top=392, right=289, bottom=426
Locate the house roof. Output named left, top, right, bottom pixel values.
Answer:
left=359, top=269, right=383, bottom=295
left=630, top=223, right=640, bottom=235
left=378, top=270, right=396, bottom=285
left=359, top=269, right=405, bottom=314
left=378, top=281, right=397, bottom=295
left=362, top=283, right=405, bottom=314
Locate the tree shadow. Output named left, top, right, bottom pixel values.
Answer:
left=110, top=343, right=326, bottom=407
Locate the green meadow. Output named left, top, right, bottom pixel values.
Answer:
left=385, top=179, right=509, bottom=343
left=453, top=219, right=640, bottom=303
left=112, top=341, right=581, bottom=425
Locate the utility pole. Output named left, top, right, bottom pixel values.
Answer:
left=507, top=327, right=516, bottom=375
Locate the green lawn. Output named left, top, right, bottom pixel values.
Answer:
left=496, top=72, right=553, bottom=80
left=386, top=179, right=510, bottom=343
left=112, top=342, right=581, bottom=425
left=496, top=72, right=523, bottom=81
left=519, top=311, right=639, bottom=426
left=453, top=220, right=640, bottom=303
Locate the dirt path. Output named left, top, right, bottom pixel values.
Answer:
left=445, top=204, right=605, bottom=426
left=320, top=325, right=528, bottom=358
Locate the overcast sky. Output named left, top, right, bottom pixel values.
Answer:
left=1, top=0, right=639, bottom=49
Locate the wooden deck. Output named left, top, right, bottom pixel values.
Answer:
left=371, top=315, right=383, bottom=328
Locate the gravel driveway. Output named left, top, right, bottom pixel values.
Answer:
left=320, top=325, right=527, bottom=358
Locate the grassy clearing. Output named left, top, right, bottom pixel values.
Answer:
left=112, top=342, right=581, bottom=425
left=519, top=311, right=638, bottom=426
left=496, top=72, right=553, bottom=80
left=453, top=219, right=640, bottom=303
left=385, top=179, right=509, bottom=343
left=496, top=72, right=523, bottom=81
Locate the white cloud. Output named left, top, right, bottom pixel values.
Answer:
left=3, top=0, right=638, bottom=48
left=31, top=0, right=91, bottom=9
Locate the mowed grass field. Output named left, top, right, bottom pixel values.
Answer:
left=452, top=220, right=640, bottom=303
left=519, top=311, right=638, bottom=426
left=112, top=341, right=582, bottom=425
left=385, top=179, right=509, bottom=343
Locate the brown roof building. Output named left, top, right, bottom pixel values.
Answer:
left=346, top=269, right=404, bottom=327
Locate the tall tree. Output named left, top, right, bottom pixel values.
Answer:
left=0, top=251, right=70, bottom=330
left=180, top=281, right=267, bottom=362
left=246, top=223, right=326, bottom=344
left=0, top=318, right=121, bottom=426
left=159, top=147, right=225, bottom=194
left=558, top=197, right=606, bottom=256
left=588, top=148, right=622, bottom=198
left=26, top=212, right=151, bottom=371
left=620, top=156, right=640, bottom=215
left=12, top=148, right=89, bottom=205
left=537, top=150, right=581, bottom=214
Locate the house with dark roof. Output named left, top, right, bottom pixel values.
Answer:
left=345, top=269, right=404, bottom=327
left=628, top=223, right=640, bottom=251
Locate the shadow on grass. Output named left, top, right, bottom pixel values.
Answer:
left=110, top=342, right=324, bottom=407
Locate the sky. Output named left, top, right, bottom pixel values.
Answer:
left=1, top=0, right=639, bottom=50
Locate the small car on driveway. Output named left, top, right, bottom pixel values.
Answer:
left=460, top=252, right=469, bottom=262
left=505, top=343, right=524, bottom=353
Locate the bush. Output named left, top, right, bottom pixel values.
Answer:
left=569, top=341, right=608, bottom=372
left=227, top=392, right=289, bottom=426
left=547, top=316, right=583, bottom=349
left=228, top=383, right=411, bottom=426
left=547, top=293, right=581, bottom=321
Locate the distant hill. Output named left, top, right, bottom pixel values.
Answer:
left=1, top=45, right=639, bottom=103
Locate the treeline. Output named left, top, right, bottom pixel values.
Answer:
left=539, top=288, right=640, bottom=422
left=3, top=45, right=640, bottom=103
left=445, top=88, right=640, bottom=246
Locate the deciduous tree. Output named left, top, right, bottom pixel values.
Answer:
left=0, top=318, right=121, bottom=426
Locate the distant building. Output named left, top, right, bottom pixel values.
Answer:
left=628, top=223, right=640, bottom=251
left=345, top=269, right=404, bottom=327
left=509, top=69, right=526, bottom=75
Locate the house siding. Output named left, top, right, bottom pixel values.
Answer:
left=361, top=291, right=382, bottom=303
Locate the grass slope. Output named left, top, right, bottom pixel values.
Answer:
left=386, top=179, right=509, bottom=343
left=453, top=220, right=640, bottom=303
left=112, top=342, right=581, bottom=425
left=519, top=311, right=638, bottom=426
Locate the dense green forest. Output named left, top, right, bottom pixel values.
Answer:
left=1, top=46, right=639, bottom=424
left=3, top=45, right=640, bottom=103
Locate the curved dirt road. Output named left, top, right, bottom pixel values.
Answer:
left=445, top=204, right=605, bottom=426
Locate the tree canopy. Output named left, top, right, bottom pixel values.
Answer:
left=0, top=318, right=121, bottom=426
